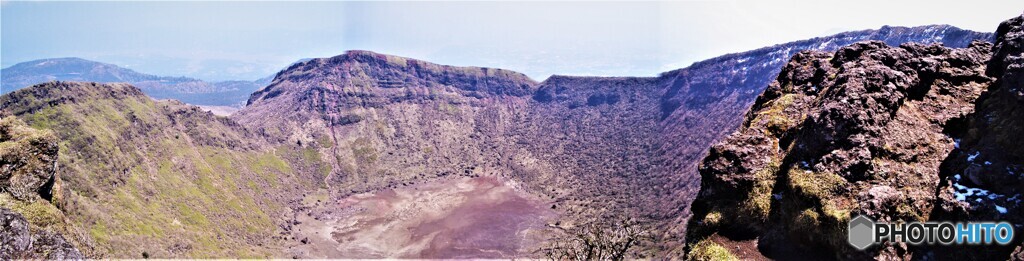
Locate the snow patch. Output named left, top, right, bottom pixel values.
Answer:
left=996, top=205, right=1007, bottom=214
left=951, top=173, right=997, bottom=203
left=967, top=151, right=980, bottom=162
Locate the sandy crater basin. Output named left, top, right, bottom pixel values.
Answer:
left=286, top=176, right=557, bottom=258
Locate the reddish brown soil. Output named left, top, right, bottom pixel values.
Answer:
left=284, top=176, right=557, bottom=258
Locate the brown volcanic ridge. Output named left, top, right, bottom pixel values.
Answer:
left=0, top=21, right=1008, bottom=259
left=687, top=15, right=1024, bottom=260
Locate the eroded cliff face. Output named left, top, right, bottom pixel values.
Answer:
left=687, top=15, right=1024, bottom=260
left=933, top=15, right=1024, bottom=260
left=235, top=51, right=540, bottom=196
left=234, top=24, right=993, bottom=258
left=0, top=117, right=83, bottom=259
left=235, top=50, right=671, bottom=225
left=1, top=117, right=60, bottom=202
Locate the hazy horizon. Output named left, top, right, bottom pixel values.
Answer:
left=2, top=1, right=1023, bottom=82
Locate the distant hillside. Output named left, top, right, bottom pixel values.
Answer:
left=0, top=58, right=266, bottom=107
left=0, top=81, right=328, bottom=258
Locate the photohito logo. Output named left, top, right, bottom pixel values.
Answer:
left=847, top=215, right=1015, bottom=250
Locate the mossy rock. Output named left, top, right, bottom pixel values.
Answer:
left=688, top=239, right=739, bottom=261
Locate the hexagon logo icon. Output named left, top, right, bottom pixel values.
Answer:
left=848, top=215, right=876, bottom=250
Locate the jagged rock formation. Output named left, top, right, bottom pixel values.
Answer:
left=930, top=15, right=1024, bottom=260
left=686, top=16, right=1024, bottom=260
left=654, top=25, right=992, bottom=243
left=1, top=117, right=60, bottom=202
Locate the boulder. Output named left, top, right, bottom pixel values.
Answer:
left=0, top=207, right=83, bottom=259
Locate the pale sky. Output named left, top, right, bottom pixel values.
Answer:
left=2, top=1, right=1022, bottom=81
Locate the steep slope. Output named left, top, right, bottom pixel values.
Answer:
left=0, top=81, right=326, bottom=258
left=1, top=58, right=266, bottom=107
left=655, top=25, right=992, bottom=235
left=686, top=16, right=1024, bottom=260
left=236, top=50, right=557, bottom=258
left=237, top=50, right=537, bottom=193
left=234, top=24, right=991, bottom=258
left=932, top=15, right=1024, bottom=260
left=0, top=117, right=84, bottom=259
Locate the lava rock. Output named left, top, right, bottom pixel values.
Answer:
left=0, top=208, right=83, bottom=260
left=0, top=116, right=59, bottom=202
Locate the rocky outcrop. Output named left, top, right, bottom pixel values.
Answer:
left=929, top=15, right=1024, bottom=260
left=0, top=117, right=83, bottom=259
left=648, top=26, right=991, bottom=250
left=0, top=207, right=83, bottom=259
left=0, top=117, right=60, bottom=202
left=686, top=15, right=1024, bottom=260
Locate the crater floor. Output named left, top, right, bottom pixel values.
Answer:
left=284, top=176, right=558, bottom=258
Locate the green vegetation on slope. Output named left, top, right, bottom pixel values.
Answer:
left=0, top=82, right=326, bottom=258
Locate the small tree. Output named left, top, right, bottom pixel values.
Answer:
left=542, top=218, right=650, bottom=260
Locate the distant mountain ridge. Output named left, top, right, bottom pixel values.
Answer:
left=1, top=58, right=270, bottom=107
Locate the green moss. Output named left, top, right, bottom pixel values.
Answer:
left=689, top=239, right=739, bottom=261
left=22, top=105, right=63, bottom=130
left=90, top=222, right=111, bottom=243
left=822, top=204, right=850, bottom=224
left=895, top=202, right=924, bottom=222
left=438, top=102, right=460, bottom=116
left=300, top=146, right=322, bottom=162
left=0, top=194, right=64, bottom=228
left=782, top=167, right=853, bottom=251
left=754, top=94, right=799, bottom=136
left=738, top=161, right=780, bottom=224
left=260, top=151, right=292, bottom=173
left=793, top=208, right=821, bottom=232
left=175, top=203, right=210, bottom=227
left=788, top=168, right=845, bottom=201
left=350, top=137, right=378, bottom=165
left=2, top=83, right=301, bottom=258
left=296, top=146, right=331, bottom=178
left=318, top=135, right=334, bottom=148
left=456, top=66, right=486, bottom=77
left=385, top=55, right=408, bottom=67
left=703, top=211, right=723, bottom=228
